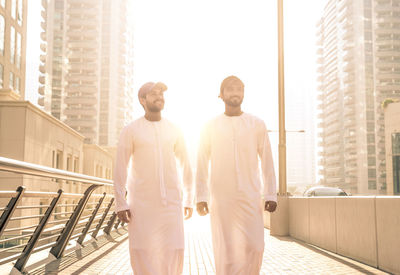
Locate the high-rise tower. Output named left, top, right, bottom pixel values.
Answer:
left=38, top=0, right=133, bottom=145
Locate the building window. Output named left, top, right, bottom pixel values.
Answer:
left=368, top=157, right=376, bottom=166
left=15, top=76, right=20, bottom=92
left=17, top=0, right=23, bottom=25
left=367, top=134, right=375, bottom=143
left=16, top=32, right=21, bottom=68
left=10, top=26, right=15, bottom=64
left=55, top=0, right=64, bottom=9
left=367, top=122, right=375, bottom=131
left=0, top=64, right=3, bottom=88
left=0, top=15, right=4, bottom=55
left=368, top=168, right=376, bottom=178
left=11, top=0, right=17, bottom=20
left=368, top=180, right=376, bottom=190
left=367, top=145, right=375, bottom=155
left=66, top=154, right=72, bottom=171
left=73, top=157, right=79, bottom=172
left=9, top=72, right=14, bottom=89
left=52, top=150, right=63, bottom=169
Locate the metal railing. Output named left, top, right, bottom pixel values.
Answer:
left=0, top=156, right=123, bottom=273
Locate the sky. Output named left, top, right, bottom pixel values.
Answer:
left=25, top=0, right=327, bottom=185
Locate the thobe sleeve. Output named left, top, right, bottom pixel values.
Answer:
left=257, top=121, right=277, bottom=202
left=174, top=128, right=194, bottom=208
left=196, top=123, right=211, bottom=203
left=113, top=126, right=132, bottom=212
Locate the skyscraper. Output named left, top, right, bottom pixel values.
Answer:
left=37, top=0, right=133, bottom=146
left=0, top=0, right=27, bottom=98
left=317, top=0, right=400, bottom=195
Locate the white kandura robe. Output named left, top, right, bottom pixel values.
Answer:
left=113, top=117, right=194, bottom=275
left=196, top=113, right=277, bottom=275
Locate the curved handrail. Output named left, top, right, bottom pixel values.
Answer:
left=0, top=156, right=113, bottom=186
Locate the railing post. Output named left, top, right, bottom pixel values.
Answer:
left=13, top=189, right=63, bottom=272
left=0, top=186, right=25, bottom=238
left=114, top=218, right=121, bottom=229
left=77, top=193, right=106, bottom=245
left=49, top=184, right=99, bottom=259
left=103, top=212, right=117, bottom=235
left=92, top=198, right=114, bottom=239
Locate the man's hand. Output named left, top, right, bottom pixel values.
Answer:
left=117, top=209, right=132, bottom=223
left=264, top=201, right=277, bottom=213
left=196, top=202, right=209, bottom=216
left=184, top=207, right=193, bottom=220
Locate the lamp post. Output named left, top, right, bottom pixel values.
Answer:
left=267, top=0, right=290, bottom=236
left=277, top=0, right=286, bottom=196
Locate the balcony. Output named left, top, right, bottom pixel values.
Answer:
left=38, top=75, right=45, bottom=85
left=65, top=74, right=98, bottom=82
left=343, top=96, right=355, bottom=106
left=37, top=96, right=44, bottom=106
left=63, top=107, right=97, bottom=116
left=344, top=118, right=356, bottom=128
left=40, top=31, right=46, bottom=41
left=68, top=19, right=98, bottom=28
left=68, top=51, right=98, bottom=59
left=64, top=96, right=97, bottom=105
left=67, top=41, right=99, bottom=49
left=39, top=64, right=46, bottom=74
left=376, top=84, right=400, bottom=91
left=40, top=21, right=46, bottom=31
left=68, top=62, right=98, bottom=71
left=343, top=73, right=355, bottom=84
left=67, top=29, right=99, bottom=38
left=40, top=43, right=46, bottom=53
left=38, top=85, right=45, bottom=96
left=64, top=118, right=97, bottom=128
left=65, top=85, right=98, bottom=93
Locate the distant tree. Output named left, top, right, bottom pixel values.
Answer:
left=381, top=98, right=399, bottom=109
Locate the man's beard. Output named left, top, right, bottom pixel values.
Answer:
left=147, top=100, right=164, bottom=112
left=224, top=97, right=243, bottom=107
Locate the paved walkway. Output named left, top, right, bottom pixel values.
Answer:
left=31, top=216, right=388, bottom=274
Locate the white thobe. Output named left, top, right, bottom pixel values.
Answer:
left=113, top=117, right=194, bottom=275
left=196, top=113, right=277, bottom=275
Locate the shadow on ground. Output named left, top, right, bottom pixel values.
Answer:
left=270, top=235, right=387, bottom=275
left=28, top=228, right=129, bottom=275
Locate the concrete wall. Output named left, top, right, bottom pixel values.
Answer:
left=289, top=197, right=309, bottom=242
left=83, top=144, right=113, bottom=195
left=288, top=196, right=400, bottom=275
left=376, top=197, right=400, bottom=275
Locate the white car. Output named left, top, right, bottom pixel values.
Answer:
left=303, top=186, right=348, bottom=197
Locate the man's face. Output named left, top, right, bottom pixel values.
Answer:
left=221, top=81, right=244, bottom=107
left=141, top=87, right=165, bottom=112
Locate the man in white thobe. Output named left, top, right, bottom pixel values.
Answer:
left=113, top=82, right=194, bottom=275
left=196, top=76, right=277, bottom=275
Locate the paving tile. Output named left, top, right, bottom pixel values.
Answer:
left=34, top=216, right=388, bottom=274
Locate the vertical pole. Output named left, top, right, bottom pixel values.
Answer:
left=103, top=212, right=117, bottom=235
left=14, top=190, right=63, bottom=272
left=91, top=198, right=114, bottom=239
left=114, top=218, right=121, bottom=229
left=278, top=0, right=287, bottom=195
left=50, top=184, right=99, bottom=258
left=77, top=193, right=106, bottom=245
left=0, top=186, right=25, bottom=238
